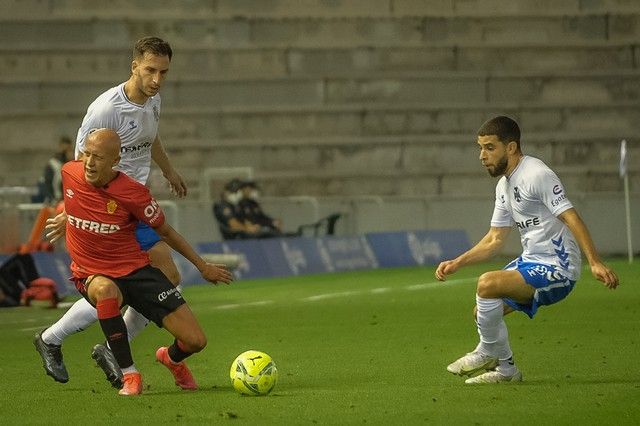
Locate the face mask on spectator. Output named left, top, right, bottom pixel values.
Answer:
left=227, top=191, right=241, bottom=205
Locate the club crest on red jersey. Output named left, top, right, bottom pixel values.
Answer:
left=106, top=199, right=118, bottom=214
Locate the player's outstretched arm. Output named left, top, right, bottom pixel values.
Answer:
left=558, top=208, right=619, bottom=289
left=44, top=211, right=68, bottom=243
left=151, top=135, right=187, bottom=198
left=435, top=226, right=510, bottom=281
left=155, top=222, right=233, bottom=285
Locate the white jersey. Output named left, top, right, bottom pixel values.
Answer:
left=75, top=82, right=161, bottom=185
left=491, top=156, right=581, bottom=280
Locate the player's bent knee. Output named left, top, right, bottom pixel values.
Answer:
left=89, top=281, right=120, bottom=301
left=476, top=272, right=499, bottom=298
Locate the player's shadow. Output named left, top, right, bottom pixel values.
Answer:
left=141, top=385, right=228, bottom=397
left=142, top=384, right=291, bottom=397
left=516, top=377, right=640, bottom=386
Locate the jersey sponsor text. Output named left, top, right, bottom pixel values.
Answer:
left=551, top=194, right=566, bottom=207
left=516, top=217, right=540, bottom=229
left=67, top=213, right=121, bottom=234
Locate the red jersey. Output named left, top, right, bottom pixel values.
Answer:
left=62, top=161, right=165, bottom=278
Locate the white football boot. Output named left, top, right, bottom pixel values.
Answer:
left=464, top=368, right=522, bottom=384
left=446, top=351, right=498, bottom=376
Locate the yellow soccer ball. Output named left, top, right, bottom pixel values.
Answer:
left=230, top=350, right=278, bottom=396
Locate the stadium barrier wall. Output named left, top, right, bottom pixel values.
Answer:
left=192, top=230, right=470, bottom=281
left=0, top=230, right=469, bottom=297
left=5, top=193, right=639, bottom=257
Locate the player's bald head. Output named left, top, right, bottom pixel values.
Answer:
left=85, top=128, right=121, bottom=156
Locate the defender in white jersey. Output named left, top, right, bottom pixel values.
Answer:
left=435, top=116, right=618, bottom=384
left=35, top=37, right=189, bottom=389
left=75, top=81, right=160, bottom=185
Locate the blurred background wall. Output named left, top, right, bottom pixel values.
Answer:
left=0, top=0, right=638, bottom=254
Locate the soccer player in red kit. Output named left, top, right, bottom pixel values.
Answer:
left=60, top=128, right=233, bottom=395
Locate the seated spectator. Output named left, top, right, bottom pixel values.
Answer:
left=213, top=179, right=282, bottom=240
left=213, top=179, right=251, bottom=240
left=212, top=178, right=342, bottom=240
left=238, top=180, right=283, bottom=233
left=213, top=179, right=280, bottom=240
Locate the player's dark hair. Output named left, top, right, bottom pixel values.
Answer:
left=477, top=116, right=521, bottom=151
left=133, top=36, right=172, bottom=61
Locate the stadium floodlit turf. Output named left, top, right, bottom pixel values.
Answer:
left=1, top=260, right=639, bottom=424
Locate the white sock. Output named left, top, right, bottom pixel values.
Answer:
left=122, top=307, right=150, bottom=343
left=42, top=298, right=98, bottom=345
left=472, top=318, right=512, bottom=357
left=121, top=365, right=138, bottom=375
left=497, top=358, right=517, bottom=376
left=495, top=320, right=517, bottom=375
left=495, top=320, right=513, bottom=361
left=475, top=294, right=504, bottom=357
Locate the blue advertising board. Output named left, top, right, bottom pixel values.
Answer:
left=10, top=230, right=470, bottom=291
left=366, top=230, right=470, bottom=268
left=275, top=237, right=328, bottom=275
left=316, top=236, right=378, bottom=272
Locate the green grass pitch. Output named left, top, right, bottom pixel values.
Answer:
left=1, top=259, right=639, bottom=424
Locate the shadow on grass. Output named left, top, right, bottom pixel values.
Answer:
left=510, top=376, right=640, bottom=386
left=140, top=384, right=293, bottom=397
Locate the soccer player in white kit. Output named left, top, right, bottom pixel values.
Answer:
left=435, top=116, right=619, bottom=384
left=34, top=37, right=188, bottom=388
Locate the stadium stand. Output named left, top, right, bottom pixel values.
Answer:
left=0, top=0, right=638, bottom=252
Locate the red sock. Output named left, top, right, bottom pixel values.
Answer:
left=97, top=298, right=133, bottom=368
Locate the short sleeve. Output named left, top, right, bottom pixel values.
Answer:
left=119, top=182, right=165, bottom=228
left=490, top=181, right=513, bottom=227
left=531, top=168, right=573, bottom=216
left=75, top=103, right=120, bottom=159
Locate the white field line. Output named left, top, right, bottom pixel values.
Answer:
left=302, top=277, right=476, bottom=303
left=302, top=290, right=362, bottom=302
left=20, top=325, right=52, bottom=332
left=16, top=302, right=86, bottom=331
left=405, top=277, right=476, bottom=291
left=213, top=300, right=274, bottom=310
left=20, top=277, right=477, bottom=329
left=202, top=277, right=477, bottom=312
left=6, top=318, right=40, bottom=325
left=214, top=303, right=242, bottom=310
left=245, top=300, right=274, bottom=307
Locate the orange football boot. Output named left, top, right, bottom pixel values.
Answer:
left=155, top=347, right=197, bottom=390
left=118, top=372, right=143, bottom=396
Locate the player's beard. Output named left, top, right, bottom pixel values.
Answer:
left=488, top=155, right=508, bottom=177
